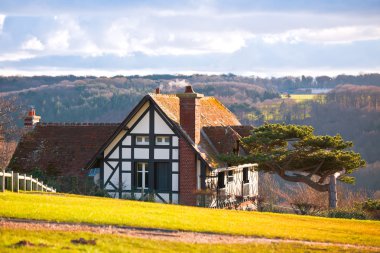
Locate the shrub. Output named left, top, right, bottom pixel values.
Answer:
left=361, top=199, right=380, bottom=220
left=325, top=208, right=367, bottom=220
left=290, top=202, right=322, bottom=215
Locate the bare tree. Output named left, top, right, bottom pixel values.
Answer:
left=0, top=96, right=22, bottom=189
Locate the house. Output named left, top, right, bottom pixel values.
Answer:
left=10, top=86, right=258, bottom=207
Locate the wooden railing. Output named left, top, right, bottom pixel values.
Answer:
left=0, top=170, right=56, bottom=193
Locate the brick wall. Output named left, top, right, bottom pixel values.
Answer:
left=179, top=137, right=197, bottom=205
left=179, top=97, right=201, bottom=144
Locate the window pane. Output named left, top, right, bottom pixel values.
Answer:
left=145, top=170, right=149, bottom=188
left=136, top=136, right=149, bottom=145
left=243, top=167, right=249, bottom=183
left=227, top=170, right=234, bottom=182
left=218, top=172, right=225, bottom=188
left=137, top=171, right=142, bottom=188
left=136, top=162, right=148, bottom=188
left=155, top=136, right=170, bottom=145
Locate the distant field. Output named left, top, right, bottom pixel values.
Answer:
left=281, top=94, right=326, bottom=102
left=0, top=192, right=379, bottom=248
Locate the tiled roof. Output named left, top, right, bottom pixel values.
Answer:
left=199, top=125, right=254, bottom=167
left=150, top=93, right=251, bottom=168
left=149, top=94, right=241, bottom=127
left=9, top=124, right=118, bottom=177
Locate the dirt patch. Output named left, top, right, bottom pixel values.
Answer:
left=12, top=240, right=48, bottom=248
left=1, top=218, right=379, bottom=251
left=71, top=238, right=97, bottom=245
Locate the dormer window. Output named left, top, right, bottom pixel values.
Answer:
left=155, top=136, right=170, bottom=145
left=136, top=136, right=149, bottom=145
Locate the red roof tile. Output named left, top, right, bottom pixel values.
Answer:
left=150, top=94, right=240, bottom=127
left=199, top=125, right=254, bottom=167
left=9, top=124, right=118, bottom=177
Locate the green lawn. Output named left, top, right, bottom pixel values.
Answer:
left=1, top=192, right=379, bottom=247
left=0, top=227, right=373, bottom=253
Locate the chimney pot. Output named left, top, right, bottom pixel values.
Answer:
left=24, top=106, right=41, bottom=128
left=155, top=87, right=160, bottom=94
left=185, top=85, right=195, bottom=93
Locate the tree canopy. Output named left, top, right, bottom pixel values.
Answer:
left=220, top=123, right=366, bottom=207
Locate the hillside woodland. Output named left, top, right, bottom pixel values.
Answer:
left=0, top=74, right=379, bottom=210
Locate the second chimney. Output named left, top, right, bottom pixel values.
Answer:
left=24, top=107, right=41, bottom=128
left=176, top=85, right=203, bottom=144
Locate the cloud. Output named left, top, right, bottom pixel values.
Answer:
left=0, top=51, right=35, bottom=62
left=21, top=37, right=45, bottom=50
left=0, top=14, right=5, bottom=33
left=102, top=17, right=254, bottom=56
left=0, top=2, right=379, bottom=76
left=262, top=26, right=380, bottom=44
left=47, top=30, right=70, bottom=50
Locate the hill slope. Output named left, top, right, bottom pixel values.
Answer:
left=0, top=192, right=379, bottom=249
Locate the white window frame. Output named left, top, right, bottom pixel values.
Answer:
left=136, top=135, right=149, bottom=145
left=227, top=170, right=234, bottom=183
left=155, top=136, right=170, bottom=145
left=136, top=162, right=149, bottom=189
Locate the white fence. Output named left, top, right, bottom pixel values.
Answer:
left=0, top=170, right=56, bottom=193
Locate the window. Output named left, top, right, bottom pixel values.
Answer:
left=135, top=162, right=149, bottom=189
left=243, top=167, right=249, bottom=183
left=155, top=136, right=170, bottom=145
left=227, top=170, right=234, bottom=182
left=217, top=172, right=225, bottom=188
left=154, top=162, right=170, bottom=191
left=136, top=136, right=149, bottom=145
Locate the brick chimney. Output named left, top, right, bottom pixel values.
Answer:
left=24, top=107, right=41, bottom=127
left=176, top=85, right=204, bottom=144
left=177, top=85, right=203, bottom=206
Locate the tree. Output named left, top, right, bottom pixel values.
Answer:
left=220, top=123, right=366, bottom=209
left=0, top=96, right=21, bottom=191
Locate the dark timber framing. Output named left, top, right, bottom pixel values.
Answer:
left=87, top=95, right=212, bottom=204
left=100, top=100, right=183, bottom=203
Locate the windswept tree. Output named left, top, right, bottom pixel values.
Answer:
left=220, top=123, right=366, bottom=208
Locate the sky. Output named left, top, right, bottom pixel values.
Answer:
left=0, top=0, right=380, bottom=77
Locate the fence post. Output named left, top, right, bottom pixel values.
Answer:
left=10, top=171, right=14, bottom=192
left=29, top=175, right=33, bottom=191
left=22, top=174, right=27, bottom=191
left=0, top=171, right=4, bottom=192
left=13, top=173, right=19, bottom=193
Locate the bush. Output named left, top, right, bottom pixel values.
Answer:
left=325, top=209, right=367, bottom=220
left=362, top=199, right=380, bottom=210
left=290, top=202, right=322, bottom=215
left=361, top=199, right=380, bottom=220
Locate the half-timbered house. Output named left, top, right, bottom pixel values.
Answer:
left=10, top=86, right=258, bottom=207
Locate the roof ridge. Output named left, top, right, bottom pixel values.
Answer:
left=37, top=122, right=121, bottom=127
left=148, top=93, right=179, bottom=98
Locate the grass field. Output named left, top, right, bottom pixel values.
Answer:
left=1, top=192, right=379, bottom=248
left=0, top=227, right=373, bottom=253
